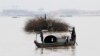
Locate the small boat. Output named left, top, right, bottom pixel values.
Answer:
left=34, top=27, right=76, bottom=48
left=12, top=16, right=19, bottom=18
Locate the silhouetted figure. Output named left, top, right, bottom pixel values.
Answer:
left=40, top=30, right=43, bottom=43
left=66, top=36, right=70, bottom=43
left=70, top=27, right=76, bottom=42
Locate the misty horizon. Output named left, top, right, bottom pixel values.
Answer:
left=1, top=8, right=100, bottom=17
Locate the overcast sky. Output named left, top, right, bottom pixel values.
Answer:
left=0, top=0, right=100, bottom=12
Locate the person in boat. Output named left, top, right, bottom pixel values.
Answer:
left=40, top=30, right=44, bottom=43
left=66, top=36, right=70, bottom=43
left=64, top=36, right=70, bottom=45
left=70, top=27, right=76, bottom=44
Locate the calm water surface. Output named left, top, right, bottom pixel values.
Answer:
left=0, top=16, right=100, bottom=56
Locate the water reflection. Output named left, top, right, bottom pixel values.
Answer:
left=35, top=46, right=76, bottom=56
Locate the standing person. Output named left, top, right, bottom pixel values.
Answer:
left=40, top=30, right=43, bottom=43
left=70, top=27, right=76, bottom=43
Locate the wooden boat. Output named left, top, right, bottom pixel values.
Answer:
left=34, top=27, right=76, bottom=48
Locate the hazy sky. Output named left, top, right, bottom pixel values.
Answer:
left=0, top=0, right=100, bottom=12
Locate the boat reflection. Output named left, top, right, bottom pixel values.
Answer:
left=35, top=46, right=76, bottom=56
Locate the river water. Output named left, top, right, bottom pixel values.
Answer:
left=0, top=16, right=100, bottom=56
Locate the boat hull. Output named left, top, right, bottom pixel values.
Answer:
left=34, top=40, right=75, bottom=48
